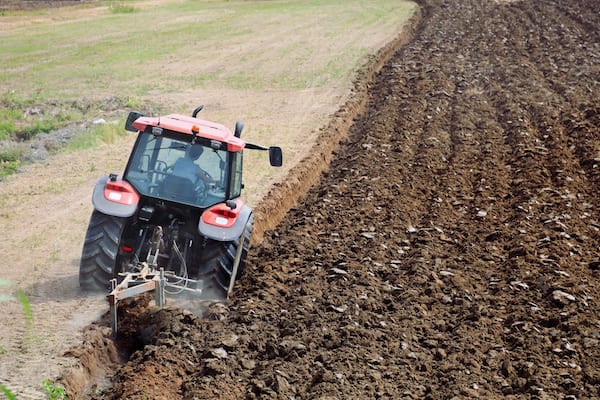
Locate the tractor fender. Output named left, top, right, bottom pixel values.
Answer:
left=91, top=176, right=139, bottom=218
left=199, top=200, right=252, bottom=242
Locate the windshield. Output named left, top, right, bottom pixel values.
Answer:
left=125, top=132, right=229, bottom=208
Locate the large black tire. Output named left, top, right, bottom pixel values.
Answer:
left=79, top=210, right=127, bottom=292
left=196, top=214, right=253, bottom=297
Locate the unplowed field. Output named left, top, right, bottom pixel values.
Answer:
left=63, top=0, right=598, bottom=398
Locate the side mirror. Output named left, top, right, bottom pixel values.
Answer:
left=225, top=199, right=237, bottom=210
left=269, top=146, right=283, bottom=167
left=125, top=111, right=143, bottom=132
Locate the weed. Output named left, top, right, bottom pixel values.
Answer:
left=17, top=119, right=60, bottom=141
left=65, top=120, right=126, bottom=151
left=0, top=384, right=17, bottom=400
left=125, top=96, right=142, bottom=109
left=15, top=289, right=33, bottom=329
left=16, top=287, right=34, bottom=351
left=109, top=3, right=136, bottom=14
left=1, top=159, right=22, bottom=179
left=0, top=147, right=21, bottom=179
left=0, top=147, right=21, bottom=162
left=0, top=91, right=24, bottom=108
left=0, top=92, right=82, bottom=141
left=0, top=121, right=17, bottom=140
left=41, top=380, right=66, bottom=400
left=98, top=121, right=125, bottom=143
left=0, top=162, right=17, bottom=179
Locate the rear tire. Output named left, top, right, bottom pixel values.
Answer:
left=196, top=214, right=253, bottom=297
left=79, top=210, right=126, bottom=292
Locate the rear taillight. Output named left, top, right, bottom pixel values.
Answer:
left=104, top=180, right=139, bottom=205
left=201, top=200, right=243, bottom=228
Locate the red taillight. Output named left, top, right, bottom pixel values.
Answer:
left=217, top=209, right=235, bottom=219
left=201, top=200, right=243, bottom=228
left=104, top=180, right=139, bottom=205
left=121, top=246, right=133, bottom=252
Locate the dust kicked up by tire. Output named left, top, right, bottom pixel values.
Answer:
left=61, top=0, right=598, bottom=398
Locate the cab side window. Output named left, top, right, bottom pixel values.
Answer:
left=230, top=152, right=243, bottom=198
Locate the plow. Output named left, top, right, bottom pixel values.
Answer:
left=107, top=223, right=248, bottom=337
left=79, top=106, right=282, bottom=336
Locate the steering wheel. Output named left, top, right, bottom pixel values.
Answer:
left=156, top=161, right=169, bottom=172
left=199, top=169, right=213, bottom=183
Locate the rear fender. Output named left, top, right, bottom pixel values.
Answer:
left=199, top=199, right=252, bottom=241
left=92, top=176, right=139, bottom=218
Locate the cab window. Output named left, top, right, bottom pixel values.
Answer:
left=229, top=152, right=243, bottom=198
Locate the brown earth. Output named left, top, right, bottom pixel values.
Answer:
left=58, top=0, right=599, bottom=398
left=0, top=1, right=414, bottom=398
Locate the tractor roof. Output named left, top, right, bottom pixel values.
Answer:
left=132, top=114, right=245, bottom=152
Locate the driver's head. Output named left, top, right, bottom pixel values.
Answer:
left=189, top=145, right=203, bottom=160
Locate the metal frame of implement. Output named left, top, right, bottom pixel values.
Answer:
left=107, top=233, right=245, bottom=338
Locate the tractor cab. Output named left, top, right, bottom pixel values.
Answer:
left=124, top=131, right=235, bottom=209
left=122, top=111, right=281, bottom=210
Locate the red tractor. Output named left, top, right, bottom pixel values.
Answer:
left=79, top=107, right=282, bottom=302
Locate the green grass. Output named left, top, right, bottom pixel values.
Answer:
left=0, top=384, right=17, bottom=400
left=16, top=288, right=33, bottom=330
left=0, top=0, right=414, bottom=98
left=125, top=96, right=143, bottom=109
left=0, top=147, right=22, bottom=179
left=0, top=92, right=82, bottom=140
left=64, top=120, right=128, bottom=151
left=41, top=380, right=66, bottom=400
left=0, top=121, right=17, bottom=140
left=109, top=2, right=137, bottom=14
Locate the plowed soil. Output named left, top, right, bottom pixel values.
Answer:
left=63, top=0, right=599, bottom=398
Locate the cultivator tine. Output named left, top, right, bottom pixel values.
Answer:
left=227, top=234, right=246, bottom=298
left=156, top=268, right=166, bottom=307
left=108, top=265, right=165, bottom=338
left=110, top=279, right=118, bottom=338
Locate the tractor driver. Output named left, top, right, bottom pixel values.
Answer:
left=172, top=144, right=211, bottom=185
